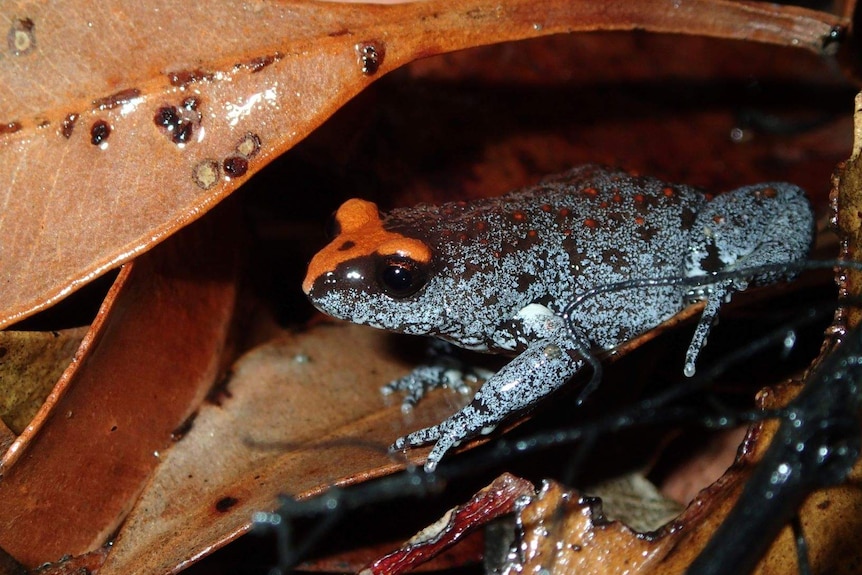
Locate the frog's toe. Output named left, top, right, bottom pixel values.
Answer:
left=392, top=424, right=442, bottom=451
left=423, top=435, right=459, bottom=473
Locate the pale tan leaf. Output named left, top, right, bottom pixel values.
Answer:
left=0, top=327, right=87, bottom=434
left=98, top=322, right=480, bottom=575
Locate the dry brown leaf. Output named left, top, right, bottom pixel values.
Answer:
left=0, top=204, right=240, bottom=568
left=97, top=322, right=482, bottom=575
left=0, top=327, right=86, bottom=433
left=0, top=0, right=844, bottom=330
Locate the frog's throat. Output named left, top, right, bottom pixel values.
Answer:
left=303, top=198, right=432, bottom=293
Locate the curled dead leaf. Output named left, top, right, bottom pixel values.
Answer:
left=0, top=0, right=844, bottom=330
left=0, top=203, right=240, bottom=567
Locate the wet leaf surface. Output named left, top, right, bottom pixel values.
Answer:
left=97, top=323, right=480, bottom=575
left=0, top=0, right=845, bottom=329
left=0, top=204, right=240, bottom=567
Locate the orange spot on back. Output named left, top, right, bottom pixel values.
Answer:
left=303, top=199, right=432, bottom=293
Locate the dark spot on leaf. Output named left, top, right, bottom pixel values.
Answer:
left=7, top=18, right=35, bottom=56
left=639, top=226, right=659, bottom=242
left=154, top=102, right=200, bottom=145
left=90, top=120, right=111, bottom=146
left=155, top=106, right=178, bottom=127
left=215, top=496, right=239, bottom=512
left=0, top=121, right=21, bottom=135
left=242, top=52, right=283, bottom=73
left=61, top=113, right=79, bottom=138
left=167, top=68, right=215, bottom=87
left=205, top=371, right=234, bottom=407
left=92, top=88, right=141, bottom=111
left=356, top=41, right=384, bottom=75
left=223, top=156, right=249, bottom=178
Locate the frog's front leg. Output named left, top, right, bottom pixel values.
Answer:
left=393, top=311, right=587, bottom=472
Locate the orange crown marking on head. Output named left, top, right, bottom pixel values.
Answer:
left=303, top=198, right=432, bottom=293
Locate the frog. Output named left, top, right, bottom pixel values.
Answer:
left=303, top=165, right=814, bottom=472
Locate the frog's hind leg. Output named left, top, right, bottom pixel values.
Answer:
left=683, top=280, right=732, bottom=377
left=682, top=181, right=814, bottom=376
left=393, top=332, right=587, bottom=472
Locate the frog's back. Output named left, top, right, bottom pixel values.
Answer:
left=383, top=166, right=707, bottom=346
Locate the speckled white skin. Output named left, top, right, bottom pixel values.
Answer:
left=305, top=165, right=814, bottom=472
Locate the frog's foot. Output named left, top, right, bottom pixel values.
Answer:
left=382, top=362, right=492, bottom=413
left=391, top=404, right=493, bottom=472
left=684, top=280, right=733, bottom=377
left=392, top=338, right=586, bottom=472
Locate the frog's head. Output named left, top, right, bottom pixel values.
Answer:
left=304, top=198, right=444, bottom=334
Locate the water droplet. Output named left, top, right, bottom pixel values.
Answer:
left=730, top=127, right=748, bottom=143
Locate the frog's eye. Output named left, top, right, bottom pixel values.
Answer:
left=378, top=256, right=426, bottom=298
